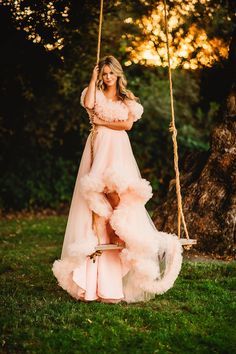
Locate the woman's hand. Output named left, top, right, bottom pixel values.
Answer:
left=91, top=64, right=99, bottom=83
left=92, top=114, right=102, bottom=125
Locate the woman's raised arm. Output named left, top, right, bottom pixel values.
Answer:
left=84, top=65, right=99, bottom=109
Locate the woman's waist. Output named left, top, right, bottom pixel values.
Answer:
left=95, top=125, right=127, bottom=134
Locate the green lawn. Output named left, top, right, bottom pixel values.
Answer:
left=0, top=216, right=235, bottom=354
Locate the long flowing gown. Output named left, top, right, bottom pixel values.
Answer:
left=52, top=87, right=183, bottom=303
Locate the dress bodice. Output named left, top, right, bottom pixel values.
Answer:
left=80, top=87, right=143, bottom=122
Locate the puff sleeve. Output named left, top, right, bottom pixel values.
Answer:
left=80, top=87, right=88, bottom=108
left=125, top=99, right=144, bottom=122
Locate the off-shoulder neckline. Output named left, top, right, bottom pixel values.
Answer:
left=96, top=88, right=137, bottom=105
left=98, top=89, right=121, bottom=103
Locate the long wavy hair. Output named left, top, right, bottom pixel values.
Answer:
left=97, top=55, right=138, bottom=102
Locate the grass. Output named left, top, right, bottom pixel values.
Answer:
left=0, top=216, right=235, bottom=354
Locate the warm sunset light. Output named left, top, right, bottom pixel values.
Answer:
left=1, top=0, right=231, bottom=68
left=123, top=2, right=229, bottom=69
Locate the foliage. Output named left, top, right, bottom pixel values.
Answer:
left=125, top=0, right=235, bottom=69
left=1, top=0, right=235, bottom=67
left=0, top=152, right=78, bottom=210
left=0, top=216, right=236, bottom=353
left=0, top=1, right=234, bottom=211
left=126, top=66, right=218, bottom=203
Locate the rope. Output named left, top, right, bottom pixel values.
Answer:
left=90, top=0, right=104, bottom=247
left=90, top=0, right=104, bottom=163
left=96, top=0, right=104, bottom=65
left=163, top=0, right=189, bottom=240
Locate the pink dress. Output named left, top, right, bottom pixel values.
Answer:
left=52, top=87, right=183, bottom=303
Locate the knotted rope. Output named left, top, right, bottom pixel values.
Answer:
left=163, top=0, right=190, bottom=240
left=90, top=0, right=104, bottom=252
left=90, top=0, right=104, bottom=163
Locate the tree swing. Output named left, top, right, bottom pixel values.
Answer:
left=89, top=0, right=197, bottom=259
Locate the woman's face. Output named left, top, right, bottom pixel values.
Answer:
left=102, top=65, right=118, bottom=87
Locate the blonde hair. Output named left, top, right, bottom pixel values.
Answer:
left=97, top=55, right=138, bottom=102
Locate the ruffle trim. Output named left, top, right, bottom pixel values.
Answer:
left=94, top=100, right=129, bottom=122
left=80, top=87, right=144, bottom=122
left=124, top=99, right=144, bottom=122
left=110, top=201, right=183, bottom=300
left=52, top=170, right=183, bottom=303
left=78, top=169, right=153, bottom=219
left=52, top=259, right=85, bottom=300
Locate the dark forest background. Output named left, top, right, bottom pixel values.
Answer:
left=0, top=0, right=235, bottom=213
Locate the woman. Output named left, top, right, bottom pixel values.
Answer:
left=52, top=55, right=183, bottom=303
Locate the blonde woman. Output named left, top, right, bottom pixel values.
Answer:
left=52, top=55, right=183, bottom=303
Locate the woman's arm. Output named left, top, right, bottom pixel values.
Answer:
left=93, top=111, right=134, bottom=131
left=84, top=65, right=99, bottom=109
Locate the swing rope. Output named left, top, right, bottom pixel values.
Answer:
left=96, top=0, right=104, bottom=65
left=89, top=0, right=104, bottom=253
left=162, top=0, right=190, bottom=241
left=90, top=0, right=104, bottom=163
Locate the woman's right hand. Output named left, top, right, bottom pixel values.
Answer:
left=91, top=64, right=99, bottom=82
left=92, top=115, right=102, bottom=125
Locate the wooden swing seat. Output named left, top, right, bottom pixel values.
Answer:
left=179, top=239, right=197, bottom=246
left=95, top=244, right=124, bottom=251
left=95, top=238, right=197, bottom=252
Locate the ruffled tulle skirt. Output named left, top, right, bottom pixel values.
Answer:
left=52, top=126, right=183, bottom=303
